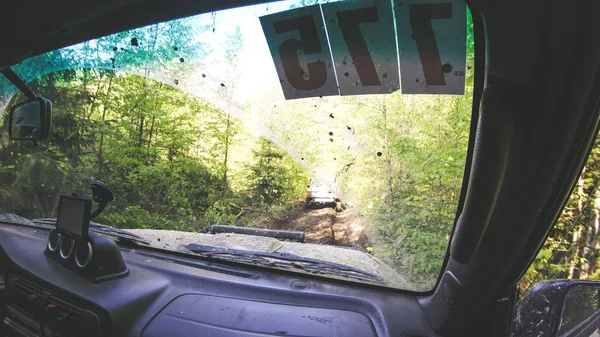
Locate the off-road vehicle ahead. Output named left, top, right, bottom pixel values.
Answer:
left=305, top=177, right=342, bottom=211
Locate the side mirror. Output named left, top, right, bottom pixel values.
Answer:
left=511, top=280, right=600, bottom=337
left=8, top=97, right=52, bottom=140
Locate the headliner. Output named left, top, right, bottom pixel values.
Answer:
left=0, top=0, right=268, bottom=69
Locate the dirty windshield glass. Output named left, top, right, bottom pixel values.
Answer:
left=0, top=0, right=474, bottom=291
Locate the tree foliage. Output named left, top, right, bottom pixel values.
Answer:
left=0, top=70, right=309, bottom=231
left=520, top=138, right=600, bottom=292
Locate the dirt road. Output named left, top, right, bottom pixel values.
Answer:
left=250, top=204, right=368, bottom=249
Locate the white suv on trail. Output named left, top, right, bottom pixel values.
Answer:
left=305, top=177, right=342, bottom=212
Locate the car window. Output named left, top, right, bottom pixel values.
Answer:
left=520, top=135, right=600, bottom=289
left=0, top=0, right=474, bottom=291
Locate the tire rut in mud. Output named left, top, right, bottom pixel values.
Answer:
left=253, top=204, right=368, bottom=249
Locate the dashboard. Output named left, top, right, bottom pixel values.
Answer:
left=0, top=223, right=437, bottom=337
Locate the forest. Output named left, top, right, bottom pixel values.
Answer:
left=0, top=68, right=310, bottom=230
left=0, top=2, right=481, bottom=291
left=519, top=138, right=600, bottom=292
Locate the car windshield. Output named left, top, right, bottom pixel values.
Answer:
left=0, top=0, right=474, bottom=291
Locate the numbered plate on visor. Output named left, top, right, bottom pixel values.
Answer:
left=395, top=0, right=466, bottom=94
left=260, top=4, right=339, bottom=100
left=260, top=0, right=466, bottom=98
left=322, top=0, right=399, bottom=95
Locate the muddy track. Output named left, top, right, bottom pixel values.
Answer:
left=251, top=204, right=368, bottom=249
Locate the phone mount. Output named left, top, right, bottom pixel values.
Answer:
left=45, top=231, right=129, bottom=283
left=90, top=180, right=114, bottom=218
left=45, top=184, right=127, bottom=283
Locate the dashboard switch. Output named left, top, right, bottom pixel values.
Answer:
left=57, top=312, right=69, bottom=324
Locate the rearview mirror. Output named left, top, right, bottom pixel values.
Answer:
left=8, top=97, right=52, bottom=140
left=511, top=280, right=600, bottom=337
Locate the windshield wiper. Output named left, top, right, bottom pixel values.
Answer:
left=181, top=243, right=384, bottom=283
left=32, top=218, right=150, bottom=245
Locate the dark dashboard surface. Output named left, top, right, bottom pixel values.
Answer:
left=0, top=223, right=437, bottom=337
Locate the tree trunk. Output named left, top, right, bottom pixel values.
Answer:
left=221, top=78, right=237, bottom=194
left=76, top=63, right=90, bottom=157
left=147, top=116, right=156, bottom=162
left=568, top=225, right=583, bottom=279
left=98, top=74, right=114, bottom=172
left=569, top=172, right=587, bottom=279
left=593, top=203, right=600, bottom=277
left=580, top=207, right=598, bottom=279
left=85, top=69, right=104, bottom=130
left=136, top=25, right=159, bottom=150
left=222, top=113, right=231, bottom=192
left=138, top=117, right=145, bottom=147
left=580, top=168, right=600, bottom=279
left=381, top=97, right=394, bottom=197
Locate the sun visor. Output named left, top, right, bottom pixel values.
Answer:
left=260, top=0, right=466, bottom=99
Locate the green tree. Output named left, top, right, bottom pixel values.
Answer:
left=248, top=137, right=309, bottom=207
left=521, top=139, right=600, bottom=291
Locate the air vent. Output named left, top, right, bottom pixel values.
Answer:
left=47, top=230, right=62, bottom=252
left=13, top=278, right=44, bottom=299
left=75, top=241, right=93, bottom=268
left=5, top=276, right=102, bottom=336
left=10, top=277, right=44, bottom=308
left=59, top=236, right=75, bottom=259
left=48, top=294, right=84, bottom=324
left=8, top=277, right=98, bottom=331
